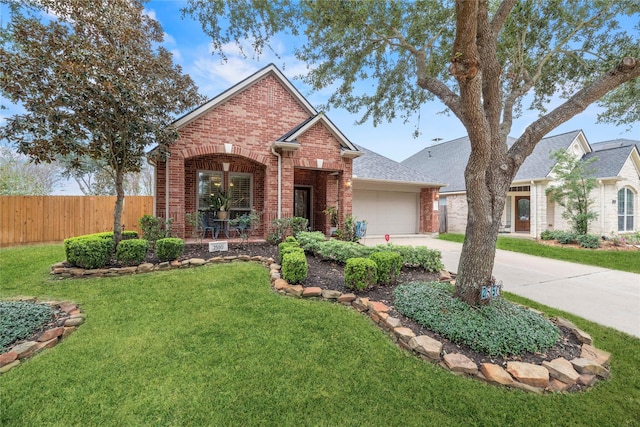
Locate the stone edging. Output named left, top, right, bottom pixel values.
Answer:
left=46, top=255, right=612, bottom=393
left=267, top=263, right=612, bottom=394
left=0, top=298, right=85, bottom=374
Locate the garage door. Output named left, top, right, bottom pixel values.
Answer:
left=353, top=190, right=418, bottom=235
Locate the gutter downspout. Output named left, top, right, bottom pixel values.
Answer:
left=271, top=145, right=282, bottom=219
left=599, top=180, right=605, bottom=234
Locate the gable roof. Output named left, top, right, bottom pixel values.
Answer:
left=585, top=139, right=640, bottom=178
left=172, top=64, right=316, bottom=129
left=401, top=130, right=585, bottom=193
left=276, top=112, right=360, bottom=152
left=353, top=144, right=443, bottom=186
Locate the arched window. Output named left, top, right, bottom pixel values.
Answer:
left=618, top=187, right=635, bottom=232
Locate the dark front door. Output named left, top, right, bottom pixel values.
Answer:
left=294, top=187, right=312, bottom=226
left=515, top=196, right=530, bottom=232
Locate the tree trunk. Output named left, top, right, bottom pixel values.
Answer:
left=113, top=166, right=125, bottom=247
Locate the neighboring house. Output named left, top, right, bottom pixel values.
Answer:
left=148, top=64, right=442, bottom=239
left=402, top=130, right=640, bottom=237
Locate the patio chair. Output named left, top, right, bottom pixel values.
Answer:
left=200, top=214, right=216, bottom=240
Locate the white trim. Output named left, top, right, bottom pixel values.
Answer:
left=354, top=177, right=442, bottom=188
left=282, top=113, right=359, bottom=152
left=174, top=64, right=317, bottom=129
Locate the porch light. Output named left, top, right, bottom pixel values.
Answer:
left=223, top=162, right=230, bottom=172
left=345, top=179, right=352, bottom=188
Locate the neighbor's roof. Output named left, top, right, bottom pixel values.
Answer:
left=401, top=130, right=584, bottom=193
left=585, top=139, right=640, bottom=178
left=353, top=144, right=443, bottom=186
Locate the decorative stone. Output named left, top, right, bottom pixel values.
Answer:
left=352, top=298, right=369, bottom=312
left=506, top=362, right=549, bottom=388
left=118, top=266, right=138, bottom=274
left=393, top=327, right=416, bottom=343
left=338, top=293, right=356, bottom=304
left=239, top=255, right=251, bottom=260
left=35, top=338, right=58, bottom=352
left=270, top=263, right=281, bottom=270
left=189, top=258, right=206, bottom=266
left=443, top=353, right=478, bottom=375
left=368, top=301, right=389, bottom=313
left=137, top=263, right=154, bottom=272
left=273, top=279, right=289, bottom=290
left=549, top=378, right=572, bottom=392
left=0, top=351, right=18, bottom=367
left=12, top=341, right=39, bottom=359
left=480, top=363, right=514, bottom=385
left=578, top=373, right=597, bottom=386
left=62, top=326, right=77, bottom=338
left=251, top=256, right=263, bottom=261
left=38, top=326, right=64, bottom=342
left=302, top=287, right=322, bottom=297
left=285, top=285, right=304, bottom=297
left=571, top=358, right=610, bottom=379
left=572, top=328, right=592, bottom=344
left=509, top=381, right=544, bottom=394
left=321, top=289, right=341, bottom=300
left=64, top=317, right=85, bottom=327
left=170, top=260, right=182, bottom=268
left=384, top=316, right=402, bottom=330
left=409, top=335, right=443, bottom=360
left=542, top=357, right=580, bottom=384
left=439, top=270, right=452, bottom=281
left=207, top=257, right=223, bottom=263
left=580, top=344, right=611, bottom=366
left=0, top=360, right=20, bottom=373
left=223, top=256, right=238, bottom=261
left=270, top=272, right=281, bottom=280
left=58, top=302, right=77, bottom=313
left=554, top=317, right=578, bottom=330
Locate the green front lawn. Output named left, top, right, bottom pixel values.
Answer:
left=438, top=233, right=640, bottom=274
left=1, top=244, right=639, bottom=426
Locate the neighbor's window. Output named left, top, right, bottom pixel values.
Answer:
left=197, top=171, right=223, bottom=211
left=229, top=173, right=252, bottom=217
left=618, top=187, right=635, bottom=232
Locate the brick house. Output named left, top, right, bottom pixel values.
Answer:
left=149, top=64, right=442, bottom=239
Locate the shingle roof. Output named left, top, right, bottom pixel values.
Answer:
left=585, top=139, right=640, bottom=178
left=353, top=144, right=442, bottom=185
left=401, top=130, right=583, bottom=193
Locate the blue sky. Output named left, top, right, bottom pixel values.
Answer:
left=1, top=1, right=638, bottom=194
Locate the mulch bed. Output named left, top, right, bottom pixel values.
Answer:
left=179, top=242, right=584, bottom=381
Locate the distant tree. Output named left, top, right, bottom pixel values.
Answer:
left=0, top=0, right=204, bottom=244
left=0, top=146, right=64, bottom=195
left=185, top=0, right=640, bottom=305
left=546, top=149, right=598, bottom=235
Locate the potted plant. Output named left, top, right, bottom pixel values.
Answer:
left=323, top=206, right=339, bottom=236
left=216, top=190, right=230, bottom=219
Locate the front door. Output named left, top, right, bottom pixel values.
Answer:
left=294, top=187, right=312, bottom=227
left=515, top=196, right=530, bottom=232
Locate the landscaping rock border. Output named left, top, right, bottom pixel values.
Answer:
left=0, top=298, right=84, bottom=375
left=46, top=256, right=612, bottom=393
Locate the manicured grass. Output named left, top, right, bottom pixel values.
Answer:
left=1, top=244, right=640, bottom=426
left=438, top=233, right=640, bottom=274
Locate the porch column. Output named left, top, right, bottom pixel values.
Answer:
left=281, top=151, right=295, bottom=218
left=168, top=154, right=185, bottom=237
left=419, top=188, right=440, bottom=233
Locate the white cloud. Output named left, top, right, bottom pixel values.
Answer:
left=163, top=32, right=176, bottom=45
left=142, top=8, right=157, bottom=21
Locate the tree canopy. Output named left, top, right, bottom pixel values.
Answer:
left=1, top=0, right=205, bottom=242
left=185, top=0, right=639, bottom=305
left=0, top=146, right=64, bottom=195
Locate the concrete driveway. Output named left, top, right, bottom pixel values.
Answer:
left=362, top=235, right=640, bottom=338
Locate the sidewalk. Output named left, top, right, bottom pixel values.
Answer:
left=362, top=235, right=640, bottom=338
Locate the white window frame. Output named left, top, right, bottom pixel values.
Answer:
left=618, top=187, right=635, bottom=232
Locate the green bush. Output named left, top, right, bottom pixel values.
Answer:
left=1, top=302, right=59, bottom=352
left=577, top=234, right=600, bottom=249
left=289, top=217, right=309, bottom=236
left=284, top=236, right=298, bottom=244
left=556, top=231, right=577, bottom=244
left=139, top=215, right=172, bottom=246
left=344, top=257, right=378, bottom=290
left=540, top=230, right=560, bottom=241
left=373, top=243, right=443, bottom=272
left=316, top=239, right=374, bottom=263
left=64, top=235, right=114, bottom=269
left=155, top=238, right=184, bottom=262
left=278, top=240, right=302, bottom=264
left=369, top=251, right=403, bottom=285
left=394, top=282, right=560, bottom=356
left=281, top=250, right=308, bottom=284
left=116, top=239, right=149, bottom=266
left=295, top=231, right=326, bottom=254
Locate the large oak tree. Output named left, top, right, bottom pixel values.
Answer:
left=186, top=0, right=639, bottom=305
left=1, top=0, right=205, bottom=244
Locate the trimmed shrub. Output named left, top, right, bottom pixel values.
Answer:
left=289, top=217, right=309, bottom=235
left=155, top=238, right=184, bottom=262
left=284, top=236, right=298, bottom=244
left=1, top=301, right=59, bottom=352
left=316, top=239, right=374, bottom=263
left=556, top=231, right=577, bottom=244
left=373, top=243, right=443, bottom=272
left=65, top=235, right=114, bottom=269
left=540, top=230, right=560, bottom=241
left=370, top=251, right=403, bottom=285
left=116, top=239, right=149, bottom=266
left=394, top=282, right=560, bottom=356
left=139, top=215, right=172, bottom=246
left=282, top=250, right=308, bottom=284
left=278, top=240, right=302, bottom=264
left=344, top=257, right=377, bottom=290
left=295, top=231, right=326, bottom=254
left=577, top=234, right=600, bottom=249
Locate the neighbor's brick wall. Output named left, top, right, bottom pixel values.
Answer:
left=419, top=188, right=439, bottom=233
left=445, top=193, right=468, bottom=234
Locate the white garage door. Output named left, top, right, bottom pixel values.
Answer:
left=353, top=190, right=418, bottom=235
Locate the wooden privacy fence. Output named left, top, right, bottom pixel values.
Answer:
left=0, top=196, right=153, bottom=246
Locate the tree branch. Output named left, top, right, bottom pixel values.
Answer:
left=490, top=0, right=517, bottom=34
